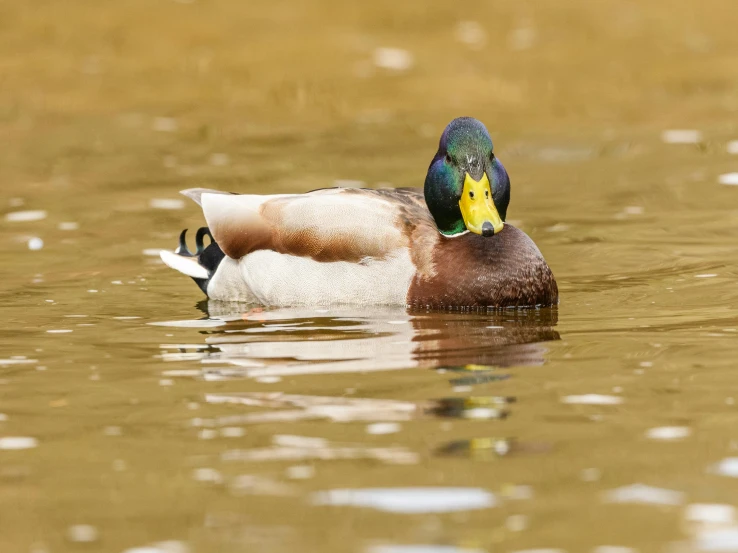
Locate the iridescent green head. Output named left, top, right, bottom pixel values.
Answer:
left=424, top=117, right=510, bottom=236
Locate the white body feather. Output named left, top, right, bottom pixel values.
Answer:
left=224, top=249, right=414, bottom=305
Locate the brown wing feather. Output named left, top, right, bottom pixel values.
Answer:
left=199, top=187, right=439, bottom=265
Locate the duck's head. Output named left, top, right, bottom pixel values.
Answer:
left=424, top=117, right=510, bottom=237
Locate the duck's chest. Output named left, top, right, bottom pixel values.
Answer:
left=406, top=227, right=558, bottom=309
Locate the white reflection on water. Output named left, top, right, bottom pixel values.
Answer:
left=684, top=503, right=738, bottom=552
left=5, top=209, right=47, bottom=222
left=205, top=392, right=417, bottom=423
left=509, top=550, right=565, bottom=553
left=711, top=458, right=738, bottom=478
left=367, top=546, right=487, bottom=553
left=694, top=529, right=738, bottom=552
left=149, top=319, right=225, bottom=328
left=311, top=487, right=496, bottom=513
left=221, top=433, right=417, bottom=465
left=366, top=422, right=401, bottom=435
left=0, top=436, right=38, bottom=450
left=66, top=524, right=99, bottom=543
left=686, top=504, right=737, bottom=528
left=661, top=129, right=703, bottom=144
left=229, top=474, right=296, bottom=497
left=122, top=541, right=190, bottom=553
left=561, top=394, right=623, bottom=405
left=149, top=307, right=559, bottom=476
left=285, top=465, right=314, bottom=480
left=154, top=304, right=559, bottom=381
left=602, top=484, right=685, bottom=506
left=202, top=392, right=511, bottom=428
left=0, top=358, right=37, bottom=365
left=645, top=426, right=691, bottom=440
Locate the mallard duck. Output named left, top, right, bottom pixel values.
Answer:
left=160, top=117, right=558, bottom=308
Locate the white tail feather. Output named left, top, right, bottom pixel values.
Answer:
left=180, top=188, right=232, bottom=207
left=159, top=250, right=209, bottom=279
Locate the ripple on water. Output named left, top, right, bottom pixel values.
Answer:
left=685, top=503, right=737, bottom=527
left=508, top=549, right=565, bottom=553
left=0, top=436, right=38, bottom=450
left=0, top=358, right=37, bottom=365
left=694, top=529, right=738, bottom=551
left=311, top=487, right=497, bottom=513
left=710, top=458, right=738, bottom=478
left=285, top=465, right=315, bottom=480
left=645, top=426, right=691, bottom=440
left=122, top=542, right=190, bottom=553
left=22, top=305, right=559, bottom=546
left=436, top=437, right=552, bottom=460
left=366, top=422, right=401, bottom=435
left=66, top=524, right=99, bottom=543
left=5, top=210, right=47, bottom=222
left=192, top=467, right=223, bottom=484
left=561, top=394, right=623, bottom=405
left=204, top=392, right=417, bottom=423
left=661, top=129, right=703, bottom=144
left=149, top=198, right=185, bottom=210
left=148, top=319, right=225, bottom=328
left=28, top=237, right=43, bottom=250
left=221, top=433, right=418, bottom=465
left=367, top=546, right=487, bottom=553
left=373, top=47, right=414, bottom=71
left=602, top=484, right=685, bottom=506
left=718, top=173, right=738, bottom=186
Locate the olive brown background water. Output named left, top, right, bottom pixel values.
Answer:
left=3, top=1, right=738, bottom=552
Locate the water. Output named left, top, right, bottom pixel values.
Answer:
left=4, top=1, right=738, bottom=552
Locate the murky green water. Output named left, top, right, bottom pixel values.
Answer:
left=4, top=1, right=738, bottom=552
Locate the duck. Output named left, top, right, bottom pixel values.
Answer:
left=159, top=117, right=558, bottom=309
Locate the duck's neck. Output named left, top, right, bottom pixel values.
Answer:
left=438, top=220, right=467, bottom=236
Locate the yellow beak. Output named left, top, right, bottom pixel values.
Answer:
left=459, top=172, right=504, bottom=236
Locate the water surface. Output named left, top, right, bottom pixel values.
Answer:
left=4, top=1, right=738, bottom=552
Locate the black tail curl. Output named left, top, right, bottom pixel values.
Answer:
left=176, top=227, right=225, bottom=295
left=176, top=229, right=191, bottom=256
left=177, top=227, right=216, bottom=257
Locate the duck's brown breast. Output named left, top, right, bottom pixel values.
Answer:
left=406, top=225, right=558, bottom=309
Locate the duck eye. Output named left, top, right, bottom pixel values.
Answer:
left=445, top=154, right=452, bottom=164
left=469, top=191, right=475, bottom=199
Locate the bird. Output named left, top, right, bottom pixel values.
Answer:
left=159, top=117, right=558, bottom=309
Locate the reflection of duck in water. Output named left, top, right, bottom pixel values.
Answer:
left=194, top=304, right=559, bottom=378
left=160, top=117, right=558, bottom=308
left=411, top=308, right=559, bottom=368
